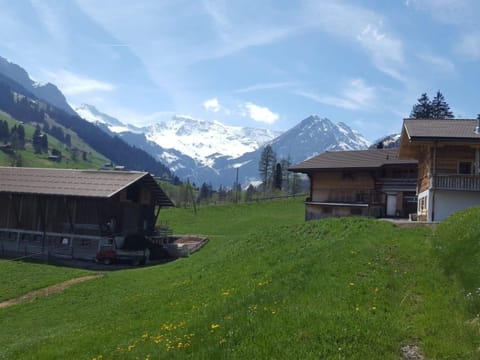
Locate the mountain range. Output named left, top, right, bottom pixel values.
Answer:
left=0, top=56, right=76, bottom=116
left=75, top=104, right=371, bottom=187
left=0, top=55, right=373, bottom=188
left=0, top=56, right=173, bottom=180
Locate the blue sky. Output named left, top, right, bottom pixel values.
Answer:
left=0, top=0, right=479, bottom=141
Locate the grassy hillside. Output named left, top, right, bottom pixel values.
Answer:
left=0, top=111, right=108, bottom=169
left=1, top=199, right=479, bottom=359
left=433, top=206, right=480, bottom=315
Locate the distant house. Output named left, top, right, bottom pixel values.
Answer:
left=399, top=119, right=480, bottom=221
left=0, top=167, right=174, bottom=260
left=289, top=148, right=417, bottom=220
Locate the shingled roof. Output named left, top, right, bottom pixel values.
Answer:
left=0, top=167, right=174, bottom=207
left=289, top=148, right=416, bottom=173
left=403, top=119, right=480, bottom=141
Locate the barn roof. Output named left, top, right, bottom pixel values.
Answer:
left=289, top=148, right=416, bottom=173
left=403, top=119, right=480, bottom=141
left=0, top=167, right=174, bottom=207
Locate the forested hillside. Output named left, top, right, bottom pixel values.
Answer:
left=0, top=73, right=175, bottom=180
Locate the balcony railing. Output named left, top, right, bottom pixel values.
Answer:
left=432, top=174, right=480, bottom=191
left=307, top=190, right=384, bottom=204
left=375, top=177, right=417, bottom=191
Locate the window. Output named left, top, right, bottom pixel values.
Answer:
left=458, top=161, right=473, bottom=175
left=418, top=195, right=427, bottom=215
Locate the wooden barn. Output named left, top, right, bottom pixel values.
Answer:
left=0, top=167, right=174, bottom=260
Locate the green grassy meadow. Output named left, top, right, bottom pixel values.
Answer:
left=0, top=111, right=108, bottom=169
left=1, top=198, right=479, bottom=359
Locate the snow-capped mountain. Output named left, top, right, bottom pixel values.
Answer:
left=268, top=115, right=370, bottom=161
left=73, top=104, right=371, bottom=188
left=0, top=56, right=76, bottom=115
left=369, top=133, right=401, bottom=149
left=74, top=103, right=141, bottom=133
left=143, top=116, right=281, bottom=167
left=209, top=115, right=371, bottom=187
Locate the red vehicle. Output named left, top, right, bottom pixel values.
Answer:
left=95, top=237, right=149, bottom=266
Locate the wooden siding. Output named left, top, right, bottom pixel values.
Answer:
left=416, top=145, right=479, bottom=193
left=435, top=146, right=475, bottom=174
left=310, top=171, right=374, bottom=202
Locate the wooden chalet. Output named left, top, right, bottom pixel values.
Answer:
left=399, top=119, right=480, bottom=221
left=0, top=167, right=174, bottom=260
left=289, top=148, right=417, bottom=220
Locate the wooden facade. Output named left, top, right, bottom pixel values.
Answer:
left=0, top=167, right=174, bottom=260
left=290, top=149, right=417, bottom=220
left=399, top=119, right=480, bottom=221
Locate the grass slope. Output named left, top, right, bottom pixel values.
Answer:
left=0, top=198, right=478, bottom=359
left=0, top=261, right=92, bottom=303
left=0, top=111, right=108, bottom=169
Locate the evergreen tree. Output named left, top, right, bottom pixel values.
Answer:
left=274, top=163, right=283, bottom=190
left=40, top=134, right=48, bottom=153
left=410, top=91, right=454, bottom=119
left=258, top=144, right=276, bottom=193
left=32, top=125, right=43, bottom=154
left=17, top=124, right=25, bottom=146
left=245, top=184, right=256, bottom=202
left=198, top=182, right=213, bottom=204
left=410, top=93, right=432, bottom=118
left=0, top=120, right=8, bottom=140
left=64, top=133, right=71, bottom=147
left=431, top=91, right=454, bottom=118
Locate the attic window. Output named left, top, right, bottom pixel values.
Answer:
left=458, top=161, right=473, bottom=175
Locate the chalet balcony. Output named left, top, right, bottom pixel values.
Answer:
left=307, top=190, right=384, bottom=205
left=432, top=174, right=480, bottom=191
left=375, top=177, right=417, bottom=192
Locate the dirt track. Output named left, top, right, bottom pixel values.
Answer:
left=0, top=274, right=102, bottom=309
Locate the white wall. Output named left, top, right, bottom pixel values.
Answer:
left=433, top=190, right=480, bottom=221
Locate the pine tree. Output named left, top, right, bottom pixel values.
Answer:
left=274, top=163, right=283, bottom=190
left=258, top=144, right=276, bottom=193
left=0, top=120, right=9, bottom=140
left=245, top=184, right=256, bottom=202
left=431, top=91, right=454, bottom=118
left=32, top=125, right=43, bottom=154
left=40, top=134, right=48, bottom=153
left=410, top=93, right=432, bottom=118
left=410, top=91, right=454, bottom=119
left=17, top=125, right=25, bottom=146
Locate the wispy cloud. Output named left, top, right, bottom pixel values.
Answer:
left=242, top=102, right=279, bottom=124
left=304, top=1, right=405, bottom=81
left=235, top=82, right=294, bottom=94
left=356, top=24, right=405, bottom=81
left=455, top=32, right=480, bottom=60
left=206, top=26, right=298, bottom=61
left=296, top=78, right=377, bottom=111
left=418, top=53, right=456, bottom=73
left=42, top=69, right=115, bottom=95
left=30, top=0, right=68, bottom=46
left=407, top=0, right=476, bottom=26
